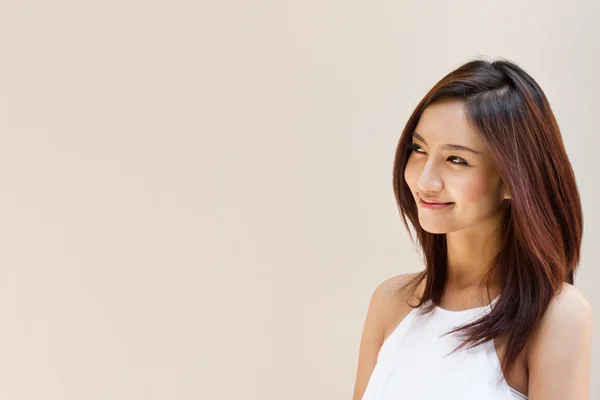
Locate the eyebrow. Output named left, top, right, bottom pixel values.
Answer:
left=412, top=132, right=481, bottom=155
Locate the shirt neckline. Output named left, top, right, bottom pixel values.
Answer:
left=434, top=295, right=500, bottom=315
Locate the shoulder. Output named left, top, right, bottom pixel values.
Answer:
left=527, top=282, right=594, bottom=352
left=526, top=282, right=594, bottom=397
left=532, top=282, right=593, bottom=337
left=352, top=272, right=423, bottom=400
left=371, top=272, right=423, bottom=304
left=369, top=272, right=424, bottom=327
left=556, top=282, right=593, bottom=315
left=372, top=272, right=419, bottom=295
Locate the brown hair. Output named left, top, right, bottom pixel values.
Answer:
left=393, top=57, right=582, bottom=384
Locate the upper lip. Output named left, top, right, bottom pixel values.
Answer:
left=419, top=195, right=452, bottom=204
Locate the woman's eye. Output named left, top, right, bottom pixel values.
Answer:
left=408, top=143, right=469, bottom=166
left=448, top=156, right=468, bottom=165
left=408, top=143, right=425, bottom=153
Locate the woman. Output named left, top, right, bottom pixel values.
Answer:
left=352, top=58, right=594, bottom=400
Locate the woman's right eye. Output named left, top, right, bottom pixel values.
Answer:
left=408, top=143, right=425, bottom=153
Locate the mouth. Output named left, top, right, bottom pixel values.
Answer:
left=418, top=196, right=455, bottom=210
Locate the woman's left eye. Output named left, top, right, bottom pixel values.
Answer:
left=448, top=156, right=468, bottom=165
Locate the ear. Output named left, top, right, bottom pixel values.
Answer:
left=501, top=182, right=511, bottom=200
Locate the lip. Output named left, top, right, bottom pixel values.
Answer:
left=418, top=196, right=454, bottom=210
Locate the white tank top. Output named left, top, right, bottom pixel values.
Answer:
left=361, top=296, right=528, bottom=400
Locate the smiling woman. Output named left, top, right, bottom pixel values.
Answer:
left=404, top=99, right=510, bottom=236
left=352, top=58, right=593, bottom=400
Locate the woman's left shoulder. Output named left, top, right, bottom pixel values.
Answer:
left=552, top=282, right=593, bottom=316
left=536, top=282, right=593, bottom=335
left=524, top=283, right=594, bottom=397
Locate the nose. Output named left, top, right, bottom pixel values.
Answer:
left=416, top=160, right=444, bottom=193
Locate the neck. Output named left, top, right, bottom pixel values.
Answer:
left=444, top=216, right=504, bottom=294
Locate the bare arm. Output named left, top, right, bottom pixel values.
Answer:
left=352, top=274, right=412, bottom=400
left=527, top=283, right=594, bottom=400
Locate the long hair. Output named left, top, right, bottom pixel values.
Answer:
left=393, top=57, right=583, bottom=384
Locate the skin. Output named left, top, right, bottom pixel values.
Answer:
left=352, top=275, right=593, bottom=400
left=353, top=99, right=593, bottom=400
left=403, top=98, right=510, bottom=296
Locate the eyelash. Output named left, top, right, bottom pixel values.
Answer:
left=407, top=143, right=469, bottom=166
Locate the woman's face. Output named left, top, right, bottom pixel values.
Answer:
left=404, top=99, right=510, bottom=234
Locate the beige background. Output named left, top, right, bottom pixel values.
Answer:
left=0, top=1, right=598, bottom=399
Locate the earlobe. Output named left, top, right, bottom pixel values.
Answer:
left=501, top=184, right=511, bottom=200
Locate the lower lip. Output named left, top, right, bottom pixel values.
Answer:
left=418, top=198, right=455, bottom=209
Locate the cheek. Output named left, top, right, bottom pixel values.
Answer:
left=454, top=172, right=499, bottom=204
left=403, top=160, right=418, bottom=189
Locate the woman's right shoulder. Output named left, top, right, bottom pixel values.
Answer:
left=372, top=271, right=424, bottom=302
left=370, top=272, right=425, bottom=326
left=351, top=271, right=426, bottom=400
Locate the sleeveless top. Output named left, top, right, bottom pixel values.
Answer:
left=361, top=296, right=529, bottom=400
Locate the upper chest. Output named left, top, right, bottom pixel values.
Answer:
left=382, top=303, right=529, bottom=397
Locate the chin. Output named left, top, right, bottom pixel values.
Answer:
left=419, top=225, right=450, bottom=234
left=424, top=229, right=448, bottom=235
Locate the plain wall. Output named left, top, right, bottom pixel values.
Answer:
left=0, top=0, right=598, bottom=399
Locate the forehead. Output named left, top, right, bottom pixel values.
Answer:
left=414, top=99, right=484, bottom=148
